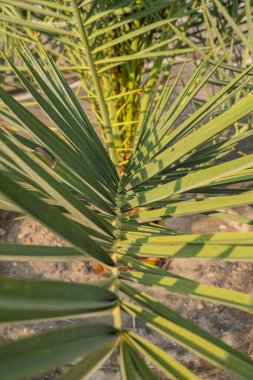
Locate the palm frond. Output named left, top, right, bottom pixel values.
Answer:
left=0, top=46, right=253, bottom=379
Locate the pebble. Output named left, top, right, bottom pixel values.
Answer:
left=93, top=371, right=121, bottom=380
left=18, top=232, right=30, bottom=240
left=219, top=224, right=228, bottom=231
left=0, top=228, right=6, bottom=237
left=189, top=311, right=197, bottom=318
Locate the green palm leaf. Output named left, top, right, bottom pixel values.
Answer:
left=0, top=324, right=119, bottom=380
left=0, top=277, right=117, bottom=322
left=121, top=283, right=253, bottom=380
left=1, top=44, right=253, bottom=378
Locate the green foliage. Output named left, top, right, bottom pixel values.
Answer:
left=0, top=43, right=253, bottom=379
left=0, top=1, right=253, bottom=379
left=0, top=0, right=205, bottom=162
left=1, top=1, right=252, bottom=155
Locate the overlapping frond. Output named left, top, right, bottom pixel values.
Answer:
left=0, top=0, right=204, bottom=160
left=0, top=46, right=253, bottom=379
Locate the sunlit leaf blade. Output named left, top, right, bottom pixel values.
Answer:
left=121, top=284, right=253, bottom=380
left=124, top=153, right=253, bottom=208
left=0, top=14, right=72, bottom=35
left=119, top=230, right=253, bottom=261
left=120, top=341, right=157, bottom=380
left=121, top=231, right=253, bottom=245
left=0, top=0, right=71, bottom=19
left=132, top=191, right=253, bottom=222
left=120, top=269, right=253, bottom=313
left=119, top=242, right=253, bottom=261
left=0, top=193, right=19, bottom=212
left=123, top=95, right=253, bottom=192
left=124, top=331, right=198, bottom=380
left=124, top=60, right=253, bottom=180
left=213, top=0, right=253, bottom=54
left=131, top=52, right=214, bottom=162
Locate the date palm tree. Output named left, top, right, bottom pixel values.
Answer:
left=0, top=43, right=253, bottom=379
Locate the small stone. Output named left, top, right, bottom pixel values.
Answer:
left=219, top=224, right=228, bottom=231
left=222, top=332, right=235, bottom=346
left=197, top=303, right=204, bottom=310
left=189, top=311, right=197, bottom=318
left=0, top=228, right=6, bottom=237
left=12, top=262, right=17, bottom=267
left=206, top=272, right=215, bottom=278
